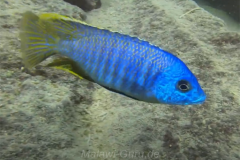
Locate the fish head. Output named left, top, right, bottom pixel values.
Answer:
left=155, top=60, right=206, bottom=105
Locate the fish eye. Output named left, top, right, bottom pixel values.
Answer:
left=177, top=80, right=191, bottom=92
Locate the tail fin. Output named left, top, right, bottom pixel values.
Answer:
left=20, top=11, right=59, bottom=68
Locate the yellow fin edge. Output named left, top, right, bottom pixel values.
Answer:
left=52, top=66, right=84, bottom=79
left=39, top=13, right=88, bottom=25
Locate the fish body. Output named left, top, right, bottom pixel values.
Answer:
left=58, top=28, right=178, bottom=103
left=20, top=12, right=206, bottom=105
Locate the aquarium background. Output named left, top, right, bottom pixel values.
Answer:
left=0, top=0, right=240, bottom=160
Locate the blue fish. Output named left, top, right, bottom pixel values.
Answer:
left=19, top=11, right=206, bottom=105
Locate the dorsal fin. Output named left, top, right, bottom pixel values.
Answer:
left=39, top=13, right=88, bottom=25
left=38, top=13, right=158, bottom=49
left=38, top=13, right=90, bottom=40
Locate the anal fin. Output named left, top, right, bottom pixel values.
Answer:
left=46, top=57, right=94, bottom=82
left=46, top=57, right=139, bottom=101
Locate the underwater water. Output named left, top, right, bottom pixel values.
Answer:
left=0, top=0, right=240, bottom=160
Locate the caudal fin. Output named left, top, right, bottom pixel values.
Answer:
left=20, top=11, right=59, bottom=68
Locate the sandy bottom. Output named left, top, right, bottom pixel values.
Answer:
left=0, top=0, right=240, bottom=160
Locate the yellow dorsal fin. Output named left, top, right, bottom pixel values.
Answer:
left=37, top=12, right=90, bottom=40
left=39, top=13, right=87, bottom=25
left=38, top=12, right=114, bottom=33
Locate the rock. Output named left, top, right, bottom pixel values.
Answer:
left=63, top=0, right=101, bottom=11
left=193, top=0, right=240, bottom=23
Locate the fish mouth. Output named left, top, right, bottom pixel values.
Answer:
left=166, top=93, right=207, bottom=105
left=191, top=94, right=207, bottom=104
left=180, top=94, right=206, bottom=105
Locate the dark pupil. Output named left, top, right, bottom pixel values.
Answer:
left=180, top=84, right=188, bottom=90
left=177, top=80, right=191, bottom=92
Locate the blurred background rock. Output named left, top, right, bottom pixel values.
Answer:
left=63, top=0, right=101, bottom=11
left=193, top=0, right=240, bottom=32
